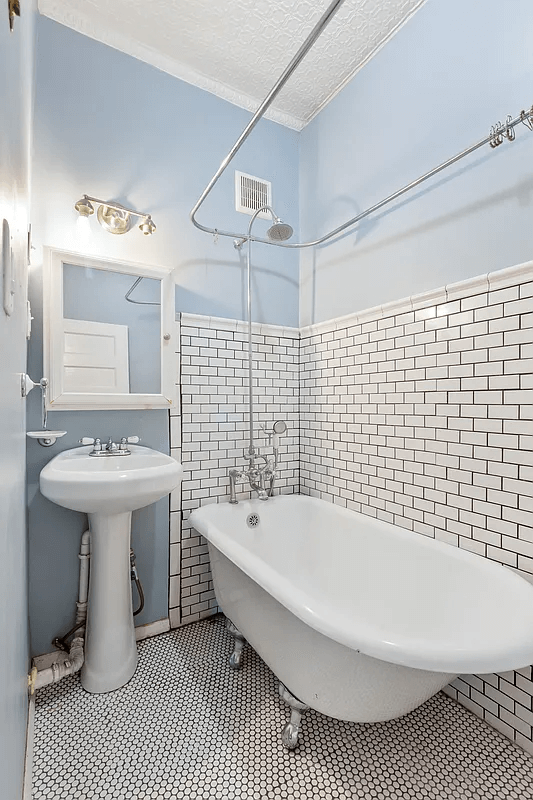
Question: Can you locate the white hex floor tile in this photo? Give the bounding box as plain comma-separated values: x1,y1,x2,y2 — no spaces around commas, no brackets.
32,616,533,799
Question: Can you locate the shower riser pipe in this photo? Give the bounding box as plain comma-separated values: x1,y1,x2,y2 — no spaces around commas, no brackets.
242,206,293,464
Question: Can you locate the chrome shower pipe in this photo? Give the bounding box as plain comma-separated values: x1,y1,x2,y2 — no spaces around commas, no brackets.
242,205,281,459
247,231,254,457
190,0,347,238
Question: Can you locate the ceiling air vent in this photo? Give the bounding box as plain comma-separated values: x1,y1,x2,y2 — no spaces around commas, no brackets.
235,171,272,219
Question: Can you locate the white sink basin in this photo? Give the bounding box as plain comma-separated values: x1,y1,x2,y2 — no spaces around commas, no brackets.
40,444,183,514
39,443,183,694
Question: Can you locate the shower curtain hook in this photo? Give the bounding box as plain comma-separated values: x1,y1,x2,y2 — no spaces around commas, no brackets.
520,108,533,132
489,122,504,148
504,115,515,141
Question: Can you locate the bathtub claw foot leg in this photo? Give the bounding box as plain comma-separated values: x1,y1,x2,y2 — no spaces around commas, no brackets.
279,683,308,750
281,716,301,750
226,619,246,670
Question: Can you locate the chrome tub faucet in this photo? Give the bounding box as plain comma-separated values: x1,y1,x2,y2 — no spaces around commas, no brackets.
229,421,287,504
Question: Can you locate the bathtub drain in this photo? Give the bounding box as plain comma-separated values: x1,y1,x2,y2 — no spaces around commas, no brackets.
246,513,260,529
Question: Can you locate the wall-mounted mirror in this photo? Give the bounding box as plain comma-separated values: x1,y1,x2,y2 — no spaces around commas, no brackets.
43,248,175,410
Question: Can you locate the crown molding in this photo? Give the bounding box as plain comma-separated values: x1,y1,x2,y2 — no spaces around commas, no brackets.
302,0,427,127
37,3,306,130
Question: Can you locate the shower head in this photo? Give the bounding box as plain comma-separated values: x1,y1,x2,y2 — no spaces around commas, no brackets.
266,218,293,242
244,205,294,243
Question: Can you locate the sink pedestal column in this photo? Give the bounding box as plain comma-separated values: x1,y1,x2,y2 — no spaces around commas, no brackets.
81,511,138,693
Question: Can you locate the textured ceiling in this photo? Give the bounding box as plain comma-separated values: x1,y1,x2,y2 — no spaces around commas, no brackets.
38,0,426,130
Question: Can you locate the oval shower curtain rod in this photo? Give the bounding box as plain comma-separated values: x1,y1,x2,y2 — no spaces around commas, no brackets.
190,0,533,250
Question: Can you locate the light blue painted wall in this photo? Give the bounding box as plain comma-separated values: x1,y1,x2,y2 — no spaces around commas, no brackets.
28,16,299,656
299,0,533,325
0,2,36,798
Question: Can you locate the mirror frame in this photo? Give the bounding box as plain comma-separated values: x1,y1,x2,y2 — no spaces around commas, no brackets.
43,247,176,411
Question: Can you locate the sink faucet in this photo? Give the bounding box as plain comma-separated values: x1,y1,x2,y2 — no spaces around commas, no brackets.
229,421,286,504
79,436,140,457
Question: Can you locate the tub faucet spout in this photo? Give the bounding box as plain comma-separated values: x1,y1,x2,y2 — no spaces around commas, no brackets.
228,454,269,504
229,468,244,504
256,485,269,501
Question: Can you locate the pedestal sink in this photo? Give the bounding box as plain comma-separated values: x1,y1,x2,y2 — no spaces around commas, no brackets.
40,445,183,693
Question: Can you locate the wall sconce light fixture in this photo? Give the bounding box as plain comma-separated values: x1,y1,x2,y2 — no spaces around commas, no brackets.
74,195,157,236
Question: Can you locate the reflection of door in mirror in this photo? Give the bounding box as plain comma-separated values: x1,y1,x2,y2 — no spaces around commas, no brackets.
63,318,130,393
62,265,161,395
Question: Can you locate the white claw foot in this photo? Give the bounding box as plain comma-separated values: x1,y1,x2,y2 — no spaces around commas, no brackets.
279,682,308,750
226,618,246,670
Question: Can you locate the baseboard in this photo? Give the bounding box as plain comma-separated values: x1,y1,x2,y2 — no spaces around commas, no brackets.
135,617,170,641
23,692,35,800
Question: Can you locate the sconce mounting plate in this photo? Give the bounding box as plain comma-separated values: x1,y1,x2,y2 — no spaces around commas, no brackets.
97,203,133,235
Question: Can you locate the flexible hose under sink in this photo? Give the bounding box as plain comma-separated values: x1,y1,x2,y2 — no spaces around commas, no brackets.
130,549,145,617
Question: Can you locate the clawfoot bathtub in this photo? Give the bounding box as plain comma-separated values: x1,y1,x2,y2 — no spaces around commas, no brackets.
190,495,533,747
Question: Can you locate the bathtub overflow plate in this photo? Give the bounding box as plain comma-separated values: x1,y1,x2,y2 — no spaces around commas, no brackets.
246,513,260,529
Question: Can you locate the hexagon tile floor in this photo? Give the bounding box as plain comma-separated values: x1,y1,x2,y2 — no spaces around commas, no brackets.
32,616,533,800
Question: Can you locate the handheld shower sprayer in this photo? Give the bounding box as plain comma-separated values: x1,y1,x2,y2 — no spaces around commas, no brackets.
262,419,288,449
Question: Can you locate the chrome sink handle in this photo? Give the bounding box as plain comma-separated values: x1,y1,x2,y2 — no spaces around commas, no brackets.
79,437,103,454
118,436,140,452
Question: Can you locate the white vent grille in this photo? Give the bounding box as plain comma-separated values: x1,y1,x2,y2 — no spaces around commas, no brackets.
235,171,272,219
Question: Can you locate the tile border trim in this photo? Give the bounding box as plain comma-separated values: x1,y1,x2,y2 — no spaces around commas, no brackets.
300,259,533,339
179,260,533,343
179,312,300,340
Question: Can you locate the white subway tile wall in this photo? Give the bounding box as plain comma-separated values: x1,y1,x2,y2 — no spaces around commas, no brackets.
170,314,299,628
299,264,533,757
169,262,533,756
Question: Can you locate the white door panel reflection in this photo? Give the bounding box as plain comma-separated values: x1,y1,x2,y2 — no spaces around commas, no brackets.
63,319,130,394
